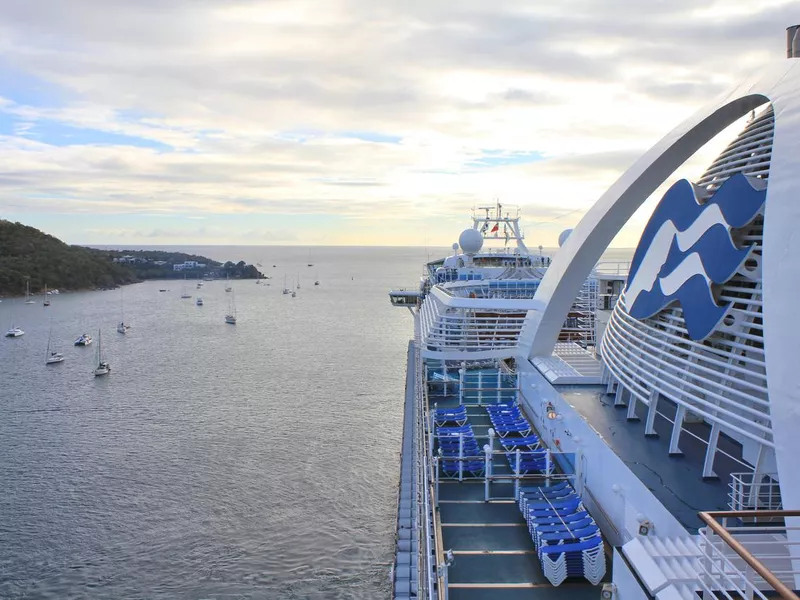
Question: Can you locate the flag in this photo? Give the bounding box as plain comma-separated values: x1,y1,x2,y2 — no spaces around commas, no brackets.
481,221,489,234
490,223,499,234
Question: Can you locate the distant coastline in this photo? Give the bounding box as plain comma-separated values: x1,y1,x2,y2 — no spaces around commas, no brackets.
0,220,264,297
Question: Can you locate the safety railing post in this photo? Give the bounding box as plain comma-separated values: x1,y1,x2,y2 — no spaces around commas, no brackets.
458,433,464,482
514,448,521,500
545,449,552,487
484,444,492,502
434,455,440,507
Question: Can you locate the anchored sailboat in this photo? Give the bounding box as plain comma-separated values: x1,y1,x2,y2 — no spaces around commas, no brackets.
93,329,110,376
181,274,191,299
225,290,237,324
117,287,131,334
45,324,65,364
24,278,35,304
43,284,51,307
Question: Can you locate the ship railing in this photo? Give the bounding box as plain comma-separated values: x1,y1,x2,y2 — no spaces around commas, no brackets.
698,510,800,600
415,329,439,600
593,261,631,277
729,472,782,513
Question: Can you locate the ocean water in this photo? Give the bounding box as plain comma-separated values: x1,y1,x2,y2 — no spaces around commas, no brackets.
0,244,633,599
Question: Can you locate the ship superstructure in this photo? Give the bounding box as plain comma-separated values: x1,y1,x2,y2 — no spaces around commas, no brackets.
390,27,800,600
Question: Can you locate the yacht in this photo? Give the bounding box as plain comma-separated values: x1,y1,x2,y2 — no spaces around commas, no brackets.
388,29,800,600
225,290,237,324
74,333,92,346
43,284,51,307
24,278,35,304
93,330,110,376
5,326,24,338
196,297,203,306
45,325,64,364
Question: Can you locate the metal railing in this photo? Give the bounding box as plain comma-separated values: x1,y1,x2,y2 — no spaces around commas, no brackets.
414,335,438,600
729,472,782,512
698,510,800,600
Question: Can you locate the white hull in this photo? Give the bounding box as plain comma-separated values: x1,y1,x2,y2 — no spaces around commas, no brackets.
5,328,24,337
46,353,65,364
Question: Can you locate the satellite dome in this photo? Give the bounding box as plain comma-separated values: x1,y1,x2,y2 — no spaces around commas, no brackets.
459,228,484,255
558,229,573,248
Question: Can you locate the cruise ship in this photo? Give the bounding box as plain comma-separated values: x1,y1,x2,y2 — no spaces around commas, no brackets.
388,27,800,600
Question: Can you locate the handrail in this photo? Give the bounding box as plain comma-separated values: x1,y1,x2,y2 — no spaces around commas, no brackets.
432,489,446,600
699,510,800,600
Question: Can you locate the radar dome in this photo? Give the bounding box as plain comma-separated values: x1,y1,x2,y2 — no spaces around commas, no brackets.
558,229,573,248
459,228,484,255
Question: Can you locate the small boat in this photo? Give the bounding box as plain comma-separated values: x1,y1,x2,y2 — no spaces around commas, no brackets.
46,351,65,364
225,291,237,324
43,284,51,306
74,333,93,346
5,326,24,338
93,330,110,376
159,289,167,292
282,274,291,295
24,278,35,304
291,291,297,298
117,288,130,333
225,274,232,292
315,280,320,286
180,275,191,298
196,297,203,306
45,324,64,364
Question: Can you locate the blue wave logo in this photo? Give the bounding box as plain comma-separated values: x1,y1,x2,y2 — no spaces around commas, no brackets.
625,173,765,340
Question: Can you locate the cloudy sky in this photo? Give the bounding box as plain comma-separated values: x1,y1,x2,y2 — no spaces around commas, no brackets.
0,0,795,247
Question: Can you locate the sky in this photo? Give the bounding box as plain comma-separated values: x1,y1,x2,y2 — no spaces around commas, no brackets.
0,0,796,247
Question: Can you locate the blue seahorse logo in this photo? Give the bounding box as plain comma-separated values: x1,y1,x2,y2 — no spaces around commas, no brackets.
625,173,766,341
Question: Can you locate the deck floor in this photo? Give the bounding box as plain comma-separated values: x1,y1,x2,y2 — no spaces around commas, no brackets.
431,399,605,599
557,385,740,531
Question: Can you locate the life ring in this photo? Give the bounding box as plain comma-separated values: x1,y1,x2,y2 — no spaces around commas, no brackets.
469,292,476,299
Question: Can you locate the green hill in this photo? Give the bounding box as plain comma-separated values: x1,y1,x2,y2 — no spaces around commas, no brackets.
0,220,137,296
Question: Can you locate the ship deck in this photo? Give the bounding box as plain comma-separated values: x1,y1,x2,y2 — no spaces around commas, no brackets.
556,385,741,532
433,396,608,599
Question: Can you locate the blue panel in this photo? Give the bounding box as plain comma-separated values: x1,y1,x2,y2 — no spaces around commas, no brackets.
625,173,766,340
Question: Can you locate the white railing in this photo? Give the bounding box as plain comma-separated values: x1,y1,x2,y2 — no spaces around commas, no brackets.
697,511,800,600
729,472,782,512
420,293,530,354
593,261,632,277
414,328,438,600
602,292,772,446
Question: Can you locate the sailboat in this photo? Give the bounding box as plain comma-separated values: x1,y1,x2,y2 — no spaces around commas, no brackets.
43,284,51,306
93,329,110,376
225,274,232,293
181,275,192,299
282,275,291,295
45,324,65,364
24,278,35,304
74,333,93,346
225,290,237,324
314,270,320,286
117,287,130,334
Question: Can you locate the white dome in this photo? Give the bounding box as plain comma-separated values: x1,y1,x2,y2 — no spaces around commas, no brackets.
558,229,573,248
459,228,484,255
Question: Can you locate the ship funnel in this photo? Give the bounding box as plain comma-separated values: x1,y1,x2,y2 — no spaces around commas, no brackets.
787,25,800,58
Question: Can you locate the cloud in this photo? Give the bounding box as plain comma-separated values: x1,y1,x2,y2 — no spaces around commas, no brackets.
0,0,793,245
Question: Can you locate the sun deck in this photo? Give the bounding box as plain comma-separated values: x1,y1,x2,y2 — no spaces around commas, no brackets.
556,385,742,532
430,395,609,599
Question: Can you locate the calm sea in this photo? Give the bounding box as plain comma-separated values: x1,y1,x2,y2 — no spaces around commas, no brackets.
0,244,633,600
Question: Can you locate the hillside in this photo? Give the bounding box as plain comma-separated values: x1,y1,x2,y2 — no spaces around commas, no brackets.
0,220,266,296
0,220,137,296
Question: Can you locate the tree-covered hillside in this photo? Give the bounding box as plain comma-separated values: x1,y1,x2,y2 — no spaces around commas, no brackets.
0,220,136,296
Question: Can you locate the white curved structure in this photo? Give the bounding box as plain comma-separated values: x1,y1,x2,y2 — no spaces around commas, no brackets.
525,59,800,510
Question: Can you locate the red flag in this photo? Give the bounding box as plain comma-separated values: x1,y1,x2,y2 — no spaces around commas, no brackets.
490,223,499,233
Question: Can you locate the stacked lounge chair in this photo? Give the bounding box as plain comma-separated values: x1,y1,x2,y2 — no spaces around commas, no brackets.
486,403,551,475
434,405,484,477
517,481,606,586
